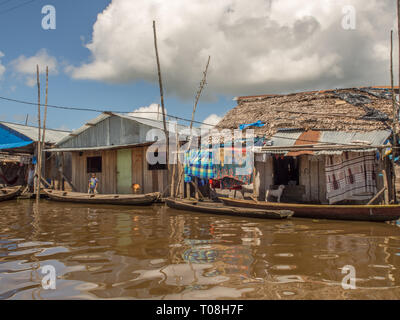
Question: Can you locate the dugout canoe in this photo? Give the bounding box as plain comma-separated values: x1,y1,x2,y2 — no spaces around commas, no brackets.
165,198,293,219
0,186,23,202
219,197,400,222
43,189,160,205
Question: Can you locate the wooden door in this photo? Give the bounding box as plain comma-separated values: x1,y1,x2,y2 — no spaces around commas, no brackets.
132,148,144,193
117,149,132,194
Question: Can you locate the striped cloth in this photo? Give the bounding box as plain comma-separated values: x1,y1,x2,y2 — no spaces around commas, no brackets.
184,149,215,182
325,151,377,204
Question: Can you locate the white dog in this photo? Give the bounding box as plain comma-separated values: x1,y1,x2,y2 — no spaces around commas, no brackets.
266,185,285,202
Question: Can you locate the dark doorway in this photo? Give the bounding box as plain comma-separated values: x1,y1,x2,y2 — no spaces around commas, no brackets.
273,156,299,185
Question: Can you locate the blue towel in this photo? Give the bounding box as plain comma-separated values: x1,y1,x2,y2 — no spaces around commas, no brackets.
239,120,265,130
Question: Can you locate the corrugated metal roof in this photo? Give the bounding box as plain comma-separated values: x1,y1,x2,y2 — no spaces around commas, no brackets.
56,112,195,150
263,131,302,153
260,130,391,155
0,121,70,144
315,130,391,155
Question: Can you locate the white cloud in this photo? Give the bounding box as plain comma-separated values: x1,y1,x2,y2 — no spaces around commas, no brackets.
201,114,222,129
0,51,5,79
128,103,166,121
10,49,58,87
68,0,397,98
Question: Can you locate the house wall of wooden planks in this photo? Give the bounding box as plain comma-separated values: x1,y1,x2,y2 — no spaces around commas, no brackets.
70,145,168,194
255,153,385,204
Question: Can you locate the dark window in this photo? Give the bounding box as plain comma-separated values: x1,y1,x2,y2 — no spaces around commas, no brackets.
87,156,102,173
147,151,167,171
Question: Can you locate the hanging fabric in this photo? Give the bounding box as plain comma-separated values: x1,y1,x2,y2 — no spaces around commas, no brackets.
325,151,377,204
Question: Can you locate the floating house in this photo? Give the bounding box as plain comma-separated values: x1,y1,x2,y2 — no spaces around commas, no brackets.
48,112,190,195
215,87,398,204
0,121,70,187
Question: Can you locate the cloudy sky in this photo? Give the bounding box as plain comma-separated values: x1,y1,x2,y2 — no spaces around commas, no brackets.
0,0,398,131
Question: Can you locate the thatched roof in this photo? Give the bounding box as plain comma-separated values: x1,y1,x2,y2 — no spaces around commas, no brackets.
216,87,398,138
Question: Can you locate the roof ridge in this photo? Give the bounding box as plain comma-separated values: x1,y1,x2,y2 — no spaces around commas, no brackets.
0,120,71,133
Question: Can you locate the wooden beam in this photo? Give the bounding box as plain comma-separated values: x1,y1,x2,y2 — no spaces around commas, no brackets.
190,180,204,200
40,176,51,188
367,187,386,205
382,169,390,204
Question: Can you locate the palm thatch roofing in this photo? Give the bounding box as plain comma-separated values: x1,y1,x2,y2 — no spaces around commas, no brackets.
216,87,398,138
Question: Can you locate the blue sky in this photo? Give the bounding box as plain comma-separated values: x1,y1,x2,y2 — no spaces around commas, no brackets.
0,0,235,131
0,0,396,131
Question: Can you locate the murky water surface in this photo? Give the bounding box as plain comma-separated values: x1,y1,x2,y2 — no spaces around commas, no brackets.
1,200,400,299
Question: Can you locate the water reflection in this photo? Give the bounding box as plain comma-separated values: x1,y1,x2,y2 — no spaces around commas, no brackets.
0,200,400,299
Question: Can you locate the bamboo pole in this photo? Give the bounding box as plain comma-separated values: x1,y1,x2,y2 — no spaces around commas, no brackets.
367,187,386,205
391,30,398,203
36,65,41,201
186,56,211,199
170,122,178,198
382,169,390,204
152,20,170,196
190,56,211,137
398,0,400,100
41,66,49,188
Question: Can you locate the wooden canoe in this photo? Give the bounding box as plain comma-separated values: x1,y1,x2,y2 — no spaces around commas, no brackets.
43,189,160,205
219,197,400,222
0,186,23,202
165,198,293,219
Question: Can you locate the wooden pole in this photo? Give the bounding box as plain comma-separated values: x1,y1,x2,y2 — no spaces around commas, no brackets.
36,65,41,201
367,187,386,205
398,0,400,99
186,56,211,199
391,30,398,203
41,66,49,187
61,152,65,191
382,169,390,204
190,56,211,136
170,122,178,198
152,20,170,196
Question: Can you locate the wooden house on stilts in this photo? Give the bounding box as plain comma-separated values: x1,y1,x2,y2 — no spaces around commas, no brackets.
47,112,189,195
0,121,71,188
215,87,399,205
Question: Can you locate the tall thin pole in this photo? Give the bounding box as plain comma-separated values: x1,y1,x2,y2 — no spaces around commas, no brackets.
153,20,170,196
391,31,397,203
189,56,211,136
186,56,211,198
41,66,48,188
36,65,41,201
397,0,400,98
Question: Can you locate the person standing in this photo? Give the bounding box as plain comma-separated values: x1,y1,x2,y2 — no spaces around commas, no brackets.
88,173,99,194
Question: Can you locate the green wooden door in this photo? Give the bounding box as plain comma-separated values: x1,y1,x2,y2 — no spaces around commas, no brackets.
117,149,132,194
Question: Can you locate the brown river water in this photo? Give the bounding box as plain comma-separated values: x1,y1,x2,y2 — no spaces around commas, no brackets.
1,199,400,300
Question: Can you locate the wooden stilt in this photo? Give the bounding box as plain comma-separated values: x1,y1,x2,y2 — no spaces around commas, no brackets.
171,123,178,198
382,169,390,204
